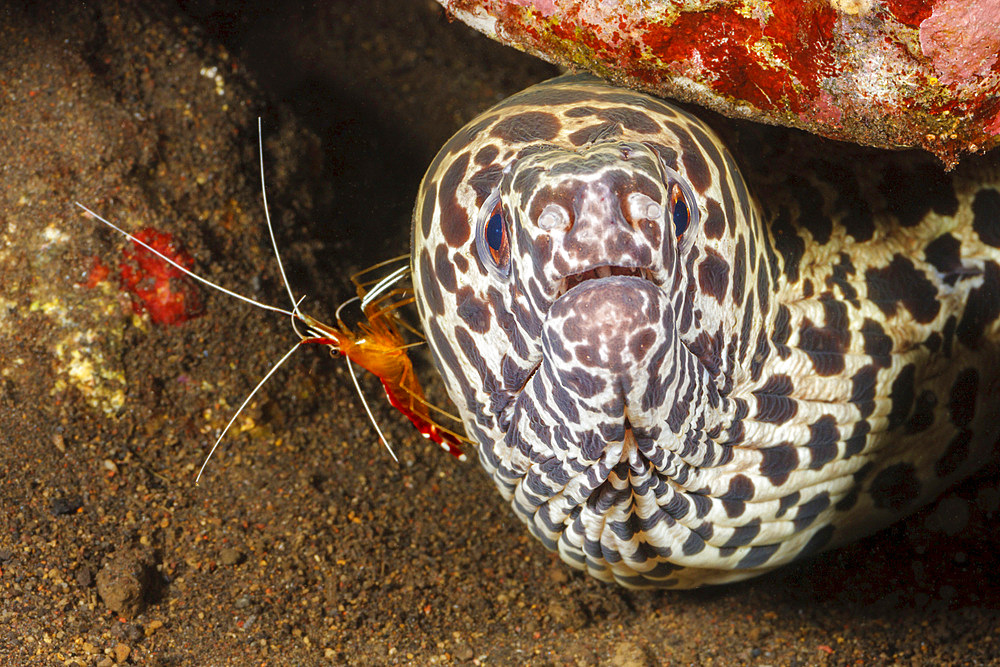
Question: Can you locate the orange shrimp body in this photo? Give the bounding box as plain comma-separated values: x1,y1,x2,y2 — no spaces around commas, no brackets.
298,308,466,459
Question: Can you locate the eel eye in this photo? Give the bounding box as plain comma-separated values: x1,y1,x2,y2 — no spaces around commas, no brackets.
486,204,507,262
670,183,690,237
657,161,700,246
476,190,511,277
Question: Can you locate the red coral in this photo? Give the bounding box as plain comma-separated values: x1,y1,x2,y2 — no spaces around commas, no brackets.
118,228,203,325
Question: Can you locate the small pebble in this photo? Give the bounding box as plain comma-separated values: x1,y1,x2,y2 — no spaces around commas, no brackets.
75,566,93,588
548,564,569,584
612,643,649,667
453,640,474,662
50,496,83,516
144,620,163,637
114,643,130,663
220,547,244,566
112,622,143,643
96,550,152,618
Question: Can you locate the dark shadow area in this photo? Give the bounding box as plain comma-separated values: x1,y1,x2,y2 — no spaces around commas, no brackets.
177,0,558,294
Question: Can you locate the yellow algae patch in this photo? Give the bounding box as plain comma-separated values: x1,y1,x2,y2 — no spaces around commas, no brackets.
52,329,127,415
22,288,129,417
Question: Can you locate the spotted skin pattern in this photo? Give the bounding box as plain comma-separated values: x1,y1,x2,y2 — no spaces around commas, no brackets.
411,75,1000,588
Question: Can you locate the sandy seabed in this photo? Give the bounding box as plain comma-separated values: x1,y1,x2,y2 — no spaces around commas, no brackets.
1,1,998,665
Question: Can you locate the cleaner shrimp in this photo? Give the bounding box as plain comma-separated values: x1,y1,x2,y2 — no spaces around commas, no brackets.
76,119,469,483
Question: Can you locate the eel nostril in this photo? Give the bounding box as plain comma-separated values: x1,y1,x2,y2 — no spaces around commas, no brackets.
538,203,570,230
626,192,662,225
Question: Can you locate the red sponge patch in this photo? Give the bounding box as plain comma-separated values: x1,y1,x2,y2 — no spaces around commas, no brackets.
84,257,111,288
118,228,203,325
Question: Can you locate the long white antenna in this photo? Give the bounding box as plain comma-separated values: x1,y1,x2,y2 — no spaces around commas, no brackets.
255,119,399,463
257,118,300,316
196,340,303,484
346,358,398,463
195,293,311,482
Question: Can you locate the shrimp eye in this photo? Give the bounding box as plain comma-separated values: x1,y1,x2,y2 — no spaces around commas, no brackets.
670,184,689,237
476,191,511,277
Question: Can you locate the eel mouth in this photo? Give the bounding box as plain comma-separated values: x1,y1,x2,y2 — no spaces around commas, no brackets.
559,265,651,298
498,267,655,416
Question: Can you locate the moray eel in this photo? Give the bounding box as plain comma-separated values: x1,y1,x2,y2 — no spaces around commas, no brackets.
411,74,1000,588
